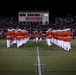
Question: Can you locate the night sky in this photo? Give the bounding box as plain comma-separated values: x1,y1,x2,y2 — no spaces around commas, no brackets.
0,0,76,18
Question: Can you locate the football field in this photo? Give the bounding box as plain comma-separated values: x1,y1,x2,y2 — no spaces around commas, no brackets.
0,39,76,75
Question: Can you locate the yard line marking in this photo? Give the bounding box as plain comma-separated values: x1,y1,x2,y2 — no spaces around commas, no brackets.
48,50,50,52
33,64,46,65
4,50,6,52
26,50,28,52
36,42,43,75
15,50,17,52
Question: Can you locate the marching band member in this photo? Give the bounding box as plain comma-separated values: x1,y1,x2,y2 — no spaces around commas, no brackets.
11,28,16,45
15,29,22,48
45,28,53,46
33,30,39,43
39,31,42,41
64,28,73,51
6,29,12,48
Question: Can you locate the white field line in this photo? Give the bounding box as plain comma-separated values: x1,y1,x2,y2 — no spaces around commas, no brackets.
36,45,43,75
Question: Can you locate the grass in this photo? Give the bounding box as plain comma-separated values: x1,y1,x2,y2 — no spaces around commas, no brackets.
39,40,76,75
0,39,76,75
0,39,36,75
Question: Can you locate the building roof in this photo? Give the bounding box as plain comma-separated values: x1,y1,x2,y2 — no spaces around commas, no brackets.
18,10,49,13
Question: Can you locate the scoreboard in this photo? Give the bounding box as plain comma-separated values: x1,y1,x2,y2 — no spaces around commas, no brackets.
18,11,49,25
25,17,42,20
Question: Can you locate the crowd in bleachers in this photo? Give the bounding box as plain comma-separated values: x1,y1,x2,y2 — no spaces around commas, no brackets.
0,17,18,38
54,17,76,39
0,16,76,39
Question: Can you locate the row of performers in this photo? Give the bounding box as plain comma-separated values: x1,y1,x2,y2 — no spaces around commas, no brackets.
45,28,72,51
6,28,72,51
6,29,43,48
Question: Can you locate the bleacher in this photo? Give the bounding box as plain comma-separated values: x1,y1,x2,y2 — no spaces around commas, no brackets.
0,16,76,39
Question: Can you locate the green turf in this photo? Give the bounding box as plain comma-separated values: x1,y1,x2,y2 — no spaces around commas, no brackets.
0,39,76,75
38,40,76,75
0,39,36,75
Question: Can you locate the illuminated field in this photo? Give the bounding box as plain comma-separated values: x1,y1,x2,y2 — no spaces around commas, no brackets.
0,39,76,75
